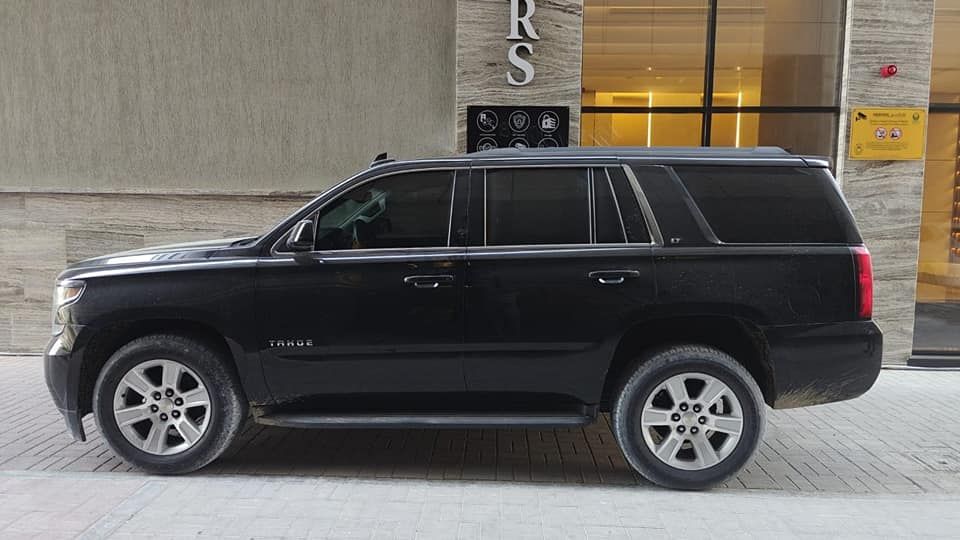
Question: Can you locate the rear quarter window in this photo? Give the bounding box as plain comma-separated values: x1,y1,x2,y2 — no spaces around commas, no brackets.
673,166,862,244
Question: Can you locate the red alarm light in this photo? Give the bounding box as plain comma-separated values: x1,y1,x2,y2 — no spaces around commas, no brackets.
880,64,898,78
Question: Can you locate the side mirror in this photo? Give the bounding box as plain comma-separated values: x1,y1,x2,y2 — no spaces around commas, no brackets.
285,219,315,252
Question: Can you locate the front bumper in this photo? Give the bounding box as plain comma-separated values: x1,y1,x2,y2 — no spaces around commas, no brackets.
764,320,883,409
44,332,87,441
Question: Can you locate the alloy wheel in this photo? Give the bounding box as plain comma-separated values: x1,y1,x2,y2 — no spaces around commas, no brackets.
638,372,744,471
112,359,212,456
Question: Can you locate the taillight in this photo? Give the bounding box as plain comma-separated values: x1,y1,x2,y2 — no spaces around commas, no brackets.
852,246,873,319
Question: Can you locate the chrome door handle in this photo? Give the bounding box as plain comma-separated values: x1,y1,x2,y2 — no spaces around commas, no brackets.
403,274,455,289
588,270,641,285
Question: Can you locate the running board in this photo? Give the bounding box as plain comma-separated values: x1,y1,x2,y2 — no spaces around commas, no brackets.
255,412,595,429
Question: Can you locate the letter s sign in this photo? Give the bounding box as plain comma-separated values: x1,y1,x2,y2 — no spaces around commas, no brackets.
507,43,535,86
506,0,539,87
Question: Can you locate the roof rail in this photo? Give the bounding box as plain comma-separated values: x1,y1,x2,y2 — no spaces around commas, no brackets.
370,152,395,167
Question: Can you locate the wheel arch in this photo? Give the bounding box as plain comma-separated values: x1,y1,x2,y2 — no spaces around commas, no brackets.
601,315,774,409
77,318,245,416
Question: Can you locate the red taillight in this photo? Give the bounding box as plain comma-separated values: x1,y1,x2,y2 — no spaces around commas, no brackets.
852,246,873,319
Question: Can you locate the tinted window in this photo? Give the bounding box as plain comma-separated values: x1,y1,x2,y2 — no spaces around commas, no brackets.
629,164,706,245
674,166,862,244
607,167,651,243
314,171,453,250
486,168,589,245
593,169,627,244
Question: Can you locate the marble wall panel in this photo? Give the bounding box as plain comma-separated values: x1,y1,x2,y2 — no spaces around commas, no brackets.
456,0,584,151
837,0,936,364
0,192,311,353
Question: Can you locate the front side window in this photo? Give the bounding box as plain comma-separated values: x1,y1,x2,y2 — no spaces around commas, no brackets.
313,171,454,250
486,168,591,246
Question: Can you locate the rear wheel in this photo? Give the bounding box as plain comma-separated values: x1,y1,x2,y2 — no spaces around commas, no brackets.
612,345,765,490
93,334,246,474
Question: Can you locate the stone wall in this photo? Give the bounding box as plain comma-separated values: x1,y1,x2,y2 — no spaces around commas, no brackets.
0,191,311,353
836,0,937,363
0,0,457,192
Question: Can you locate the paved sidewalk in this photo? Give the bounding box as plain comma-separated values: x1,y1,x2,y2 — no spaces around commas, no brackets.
1,356,959,538
3,357,958,494
1,470,958,539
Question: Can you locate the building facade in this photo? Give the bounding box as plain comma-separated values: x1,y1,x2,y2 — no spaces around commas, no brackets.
0,0,957,365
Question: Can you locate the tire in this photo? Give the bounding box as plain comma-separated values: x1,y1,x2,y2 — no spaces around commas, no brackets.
93,334,247,474
611,344,765,490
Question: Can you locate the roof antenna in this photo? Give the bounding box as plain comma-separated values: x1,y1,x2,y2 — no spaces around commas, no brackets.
370,152,394,167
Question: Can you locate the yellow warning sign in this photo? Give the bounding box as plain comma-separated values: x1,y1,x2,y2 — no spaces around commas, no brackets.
849,108,926,160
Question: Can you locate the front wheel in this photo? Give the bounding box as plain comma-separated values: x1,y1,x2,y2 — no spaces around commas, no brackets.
612,345,766,490
93,334,247,474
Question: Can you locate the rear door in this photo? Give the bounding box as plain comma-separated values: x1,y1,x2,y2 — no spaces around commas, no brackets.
462,164,657,405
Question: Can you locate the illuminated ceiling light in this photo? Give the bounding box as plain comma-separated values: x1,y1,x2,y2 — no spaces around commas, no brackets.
647,92,653,148
735,91,743,148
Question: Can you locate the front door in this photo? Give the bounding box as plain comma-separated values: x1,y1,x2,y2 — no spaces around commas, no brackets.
256,169,468,401
463,166,657,405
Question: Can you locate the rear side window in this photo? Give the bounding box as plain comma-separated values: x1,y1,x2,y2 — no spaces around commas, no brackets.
593,169,627,244
673,166,861,244
607,167,651,243
486,168,589,245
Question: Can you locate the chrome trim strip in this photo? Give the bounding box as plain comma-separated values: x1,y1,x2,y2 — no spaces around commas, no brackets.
603,168,629,243
446,172,457,247
466,244,652,260
68,259,258,280
483,169,488,246
620,164,664,247
266,248,466,265
587,168,595,243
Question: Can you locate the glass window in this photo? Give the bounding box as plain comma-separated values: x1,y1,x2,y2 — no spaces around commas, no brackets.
931,0,960,103
710,112,837,156
913,112,960,354
674,166,861,244
914,0,960,356
486,168,590,245
713,0,844,107
594,170,627,243
580,0,845,157
582,0,710,107
314,171,453,250
582,112,703,147
608,167,652,243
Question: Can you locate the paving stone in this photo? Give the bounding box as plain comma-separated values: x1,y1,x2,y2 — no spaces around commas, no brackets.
3,356,960,504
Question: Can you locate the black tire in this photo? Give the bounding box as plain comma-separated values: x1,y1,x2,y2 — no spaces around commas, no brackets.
612,344,765,490
93,334,247,474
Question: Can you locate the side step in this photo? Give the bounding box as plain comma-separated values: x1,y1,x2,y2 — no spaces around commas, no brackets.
255,412,595,429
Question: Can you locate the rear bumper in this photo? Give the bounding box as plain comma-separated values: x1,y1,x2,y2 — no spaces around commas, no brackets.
764,320,882,409
44,333,87,441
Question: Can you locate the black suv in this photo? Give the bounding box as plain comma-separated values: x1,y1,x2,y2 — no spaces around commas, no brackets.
45,147,881,489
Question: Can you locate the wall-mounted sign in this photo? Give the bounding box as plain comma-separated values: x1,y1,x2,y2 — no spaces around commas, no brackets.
849,108,927,160
467,106,569,153
506,0,539,86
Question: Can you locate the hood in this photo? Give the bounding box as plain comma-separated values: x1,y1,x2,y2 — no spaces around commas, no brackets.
59,236,258,277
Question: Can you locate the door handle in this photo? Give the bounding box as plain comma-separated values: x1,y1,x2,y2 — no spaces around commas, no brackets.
403,274,455,289
588,270,641,285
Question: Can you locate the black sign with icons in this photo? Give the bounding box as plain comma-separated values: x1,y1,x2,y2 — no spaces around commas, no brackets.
467,106,569,153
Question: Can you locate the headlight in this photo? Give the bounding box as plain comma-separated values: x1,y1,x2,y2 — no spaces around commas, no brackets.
52,280,85,335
